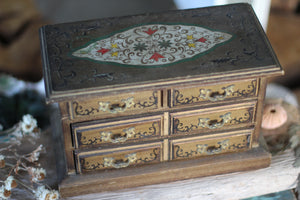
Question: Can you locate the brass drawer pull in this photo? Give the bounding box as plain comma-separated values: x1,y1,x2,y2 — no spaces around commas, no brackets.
196,139,229,155
199,85,234,101
100,127,135,143
103,153,137,169
198,112,231,129
98,97,134,113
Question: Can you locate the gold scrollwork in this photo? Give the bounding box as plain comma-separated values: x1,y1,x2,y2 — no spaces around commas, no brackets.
103,153,137,169
198,112,232,129
100,127,135,143
196,139,229,155
199,85,235,101
98,97,135,113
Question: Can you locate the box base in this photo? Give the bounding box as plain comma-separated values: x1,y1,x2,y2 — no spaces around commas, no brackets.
59,147,271,198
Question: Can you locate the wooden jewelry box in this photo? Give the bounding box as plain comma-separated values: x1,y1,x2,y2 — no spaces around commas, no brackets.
40,3,283,197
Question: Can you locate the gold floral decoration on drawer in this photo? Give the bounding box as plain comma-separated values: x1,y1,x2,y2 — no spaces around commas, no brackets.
103,153,137,169
199,85,234,101
173,80,257,106
198,112,232,129
79,148,161,172
173,134,250,159
98,97,134,113
196,139,229,154
76,121,160,147
72,91,158,117
100,127,135,143
173,107,254,134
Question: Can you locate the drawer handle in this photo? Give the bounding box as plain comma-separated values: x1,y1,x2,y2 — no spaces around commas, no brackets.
198,112,231,129
199,85,234,101
100,127,135,143
103,153,137,169
196,139,229,155
98,97,134,113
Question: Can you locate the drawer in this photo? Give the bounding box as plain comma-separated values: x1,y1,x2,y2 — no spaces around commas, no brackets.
171,79,258,107
70,90,161,119
170,129,252,160
75,142,163,173
171,102,256,135
72,115,163,148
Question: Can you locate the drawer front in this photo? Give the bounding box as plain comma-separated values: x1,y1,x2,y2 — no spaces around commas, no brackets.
72,116,163,148
172,102,256,135
170,130,252,160
71,90,161,119
171,79,258,107
76,143,162,173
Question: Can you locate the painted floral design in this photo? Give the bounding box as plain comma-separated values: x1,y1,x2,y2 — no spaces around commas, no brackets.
72,24,232,67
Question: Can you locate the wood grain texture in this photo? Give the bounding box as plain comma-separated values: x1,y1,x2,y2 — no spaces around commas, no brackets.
65,149,298,200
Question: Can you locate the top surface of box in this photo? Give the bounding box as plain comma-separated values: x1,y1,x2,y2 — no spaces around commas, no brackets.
40,3,283,103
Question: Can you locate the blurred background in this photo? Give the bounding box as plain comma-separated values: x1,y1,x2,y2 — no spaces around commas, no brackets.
0,0,299,82
0,0,299,84
0,0,299,124
0,1,299,199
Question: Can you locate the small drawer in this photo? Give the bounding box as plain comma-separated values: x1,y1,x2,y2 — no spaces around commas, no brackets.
171,79,258,107
170,129,252,160
72,115,163,148
171,101,256,135
70,90,161,119
75,142,163,173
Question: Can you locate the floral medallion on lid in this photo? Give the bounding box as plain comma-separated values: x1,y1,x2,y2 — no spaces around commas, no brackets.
72,24,233,67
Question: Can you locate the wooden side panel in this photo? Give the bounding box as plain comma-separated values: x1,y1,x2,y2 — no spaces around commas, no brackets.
171,79,258,107
60,119,75,174
252,77,268,147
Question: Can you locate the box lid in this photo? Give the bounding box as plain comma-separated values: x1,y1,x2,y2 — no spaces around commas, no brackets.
40,3,283,103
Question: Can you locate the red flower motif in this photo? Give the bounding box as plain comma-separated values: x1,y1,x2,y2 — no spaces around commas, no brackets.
150,52,164,62
198,37,207,43
143,28,158,35
97,48,110,55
